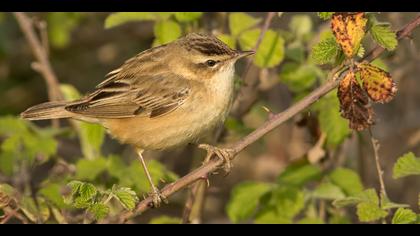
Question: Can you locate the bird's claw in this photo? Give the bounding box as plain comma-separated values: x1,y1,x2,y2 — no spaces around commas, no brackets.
199,144,235,174
149,187,168,208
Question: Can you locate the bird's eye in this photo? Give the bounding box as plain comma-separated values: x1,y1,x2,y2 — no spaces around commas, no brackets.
205,60,217,67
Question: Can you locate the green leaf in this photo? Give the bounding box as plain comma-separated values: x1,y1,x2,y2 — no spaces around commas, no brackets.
67,180,84,195
285,43,305,63
392,208,417,224
257,186,305,222
357,201,388,222
229,13,261,37
88,203,110,220
0,116,28,136
47,13,83,48
357,45,365,58
370,24,398,51
79,183,97,202
311,36,340,65
393,152,420,179
78,123,105,160
153,20,182,46
316,93,351,148
277,162,322,187
217,34,236,49
72,196,91,209
312,182,346,200
39,183,66,208
149,216,182,224
60,84,81,101
0,151,14,176
75,157,108,181
113,186,139,210
318,12,335,20
289,14,312,39
356,189,387,222
239,29,285,68
279,63,319,93
174,12,202,22
22,131,58,161
329,167,363,196
226,181,271,223
105,12,172,29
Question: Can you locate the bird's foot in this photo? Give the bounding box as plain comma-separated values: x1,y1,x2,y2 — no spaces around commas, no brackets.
198,144,235,174
148,187,168,208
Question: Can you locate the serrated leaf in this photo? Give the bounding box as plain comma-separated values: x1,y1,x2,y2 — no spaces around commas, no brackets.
318,12,335,20
229,13,261,37
72,196,91,209
393,152,420,179
312,182,346,200
105,12,172,29
226,181,271,223
311,36,340,65
174,12,202,22
79,183,97,201
88,203,109,220
239,29,285,68
370,24,398,50
289,14,312,39
316,93,351,147
357,201,388,222
358,62,397,104
75,157,108,181
331,12,367,58
279,63,319,93
149,216,182,224
277,162,322,187
392,208,417,224
329,167,363,196
113,187,139,210
153,20,181,46
67,180,84,195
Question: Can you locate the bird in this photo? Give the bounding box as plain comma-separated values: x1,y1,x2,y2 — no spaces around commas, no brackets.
20,33,255,207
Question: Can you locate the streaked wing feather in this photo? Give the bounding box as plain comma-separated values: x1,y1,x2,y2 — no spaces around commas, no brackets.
65,72,191,119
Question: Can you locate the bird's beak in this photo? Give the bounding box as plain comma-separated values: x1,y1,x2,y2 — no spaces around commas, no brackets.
235,50,255,60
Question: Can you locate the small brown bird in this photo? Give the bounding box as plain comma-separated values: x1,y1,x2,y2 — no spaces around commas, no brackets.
21,33,254,206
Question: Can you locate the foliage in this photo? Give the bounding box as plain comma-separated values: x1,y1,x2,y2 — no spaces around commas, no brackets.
1,12,417,224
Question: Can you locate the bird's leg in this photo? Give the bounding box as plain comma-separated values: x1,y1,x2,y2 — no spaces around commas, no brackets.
136,149,167,208
198,144,235,174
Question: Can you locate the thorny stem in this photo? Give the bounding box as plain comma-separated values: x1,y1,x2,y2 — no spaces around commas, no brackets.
368,129,388,201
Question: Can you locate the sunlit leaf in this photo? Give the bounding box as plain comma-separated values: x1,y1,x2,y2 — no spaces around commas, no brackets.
318,12,335,20
392,152,420,179
75,157,108,181
289,14,312,39
392,208,417,224
153,20,182,46
370,23,398,50
88,203,109,220
174,12,203,22
277,162,322,187
312,182,346,200
113,186,139,210
39,183,66,208
217,34,236,49
229,13,261,37
105,12,172,29
311,36,340,65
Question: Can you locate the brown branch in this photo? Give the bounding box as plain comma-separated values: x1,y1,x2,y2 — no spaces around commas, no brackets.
119,13,420,222
14,12,63,101
181,12,278,224
368,129,388,201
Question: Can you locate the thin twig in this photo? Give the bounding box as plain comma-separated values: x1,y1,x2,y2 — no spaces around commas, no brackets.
14,12,63,102
181,12,278,224
368,129,388,201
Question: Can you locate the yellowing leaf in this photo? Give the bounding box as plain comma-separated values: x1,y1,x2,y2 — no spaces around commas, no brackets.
331,12,367,58
358,62,397,103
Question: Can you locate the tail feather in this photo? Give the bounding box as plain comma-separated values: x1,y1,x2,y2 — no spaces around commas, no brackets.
21,101,73,120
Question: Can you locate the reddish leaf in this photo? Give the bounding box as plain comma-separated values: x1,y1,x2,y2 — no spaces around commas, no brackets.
358,62,397,103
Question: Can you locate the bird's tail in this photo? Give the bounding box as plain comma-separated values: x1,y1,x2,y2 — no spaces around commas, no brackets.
20,101,73,120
